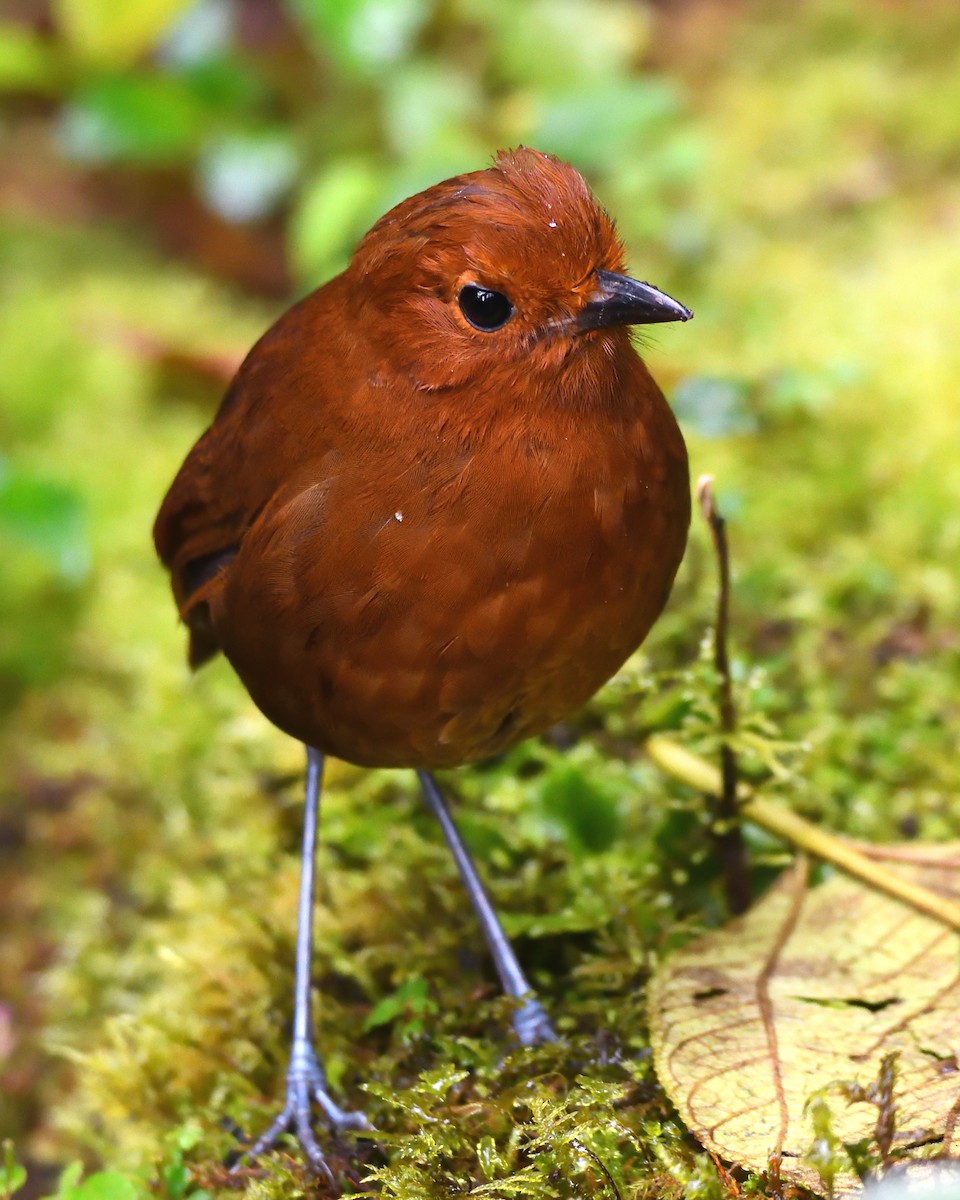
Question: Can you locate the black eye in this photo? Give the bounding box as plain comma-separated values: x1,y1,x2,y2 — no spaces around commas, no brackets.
458,284,513,332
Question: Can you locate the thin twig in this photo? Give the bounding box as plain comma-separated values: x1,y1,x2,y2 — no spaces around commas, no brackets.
644,735,960,930
697,475,751,915
847,842,960,869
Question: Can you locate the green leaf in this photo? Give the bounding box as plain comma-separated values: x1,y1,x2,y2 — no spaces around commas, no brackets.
538,761,621,853
0,23,61,92
54,0,195,67
289,157,384,285
533,80,681,170
55,1163,84,1196
161,1160,187,1200
172,1122,203,1152
0,463,89,583
287,0,429,74
1,1142,27,1200
475,1135,507,1181
380,61,479,157
174,56,265,112
58,73,206,164
466,0,650,90
70,1172,142,1200
363,975,434,1033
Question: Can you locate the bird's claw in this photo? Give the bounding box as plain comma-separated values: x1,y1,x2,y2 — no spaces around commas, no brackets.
513,996,557,1047
230,1046,372,1184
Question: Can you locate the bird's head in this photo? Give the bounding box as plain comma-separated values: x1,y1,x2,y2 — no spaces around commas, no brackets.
348,147,691,397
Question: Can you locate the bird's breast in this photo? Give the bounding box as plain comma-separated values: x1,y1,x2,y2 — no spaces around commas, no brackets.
215,403,689,768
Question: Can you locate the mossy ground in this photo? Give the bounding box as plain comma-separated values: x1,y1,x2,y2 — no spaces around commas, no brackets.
3,2,960,1197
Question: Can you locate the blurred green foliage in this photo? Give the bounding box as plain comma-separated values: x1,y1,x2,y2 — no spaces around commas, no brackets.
1,0,700,285
2,0,960,1197
0,460,89,696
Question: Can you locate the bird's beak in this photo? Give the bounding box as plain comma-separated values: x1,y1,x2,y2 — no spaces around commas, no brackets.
576,269,693,332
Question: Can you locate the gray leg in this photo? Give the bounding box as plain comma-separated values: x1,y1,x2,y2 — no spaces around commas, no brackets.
417,771,556,1046
232,746,370,1180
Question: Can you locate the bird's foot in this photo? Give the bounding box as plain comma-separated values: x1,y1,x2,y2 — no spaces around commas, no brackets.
230,1043,372,1185
513,995,557,1047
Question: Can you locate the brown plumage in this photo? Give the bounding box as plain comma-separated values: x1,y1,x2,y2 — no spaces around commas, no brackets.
154,147,691,769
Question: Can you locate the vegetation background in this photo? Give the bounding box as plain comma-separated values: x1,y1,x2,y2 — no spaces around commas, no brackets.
2,0,959,1196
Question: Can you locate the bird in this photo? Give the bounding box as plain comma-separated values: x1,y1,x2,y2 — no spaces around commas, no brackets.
154,146,692,1182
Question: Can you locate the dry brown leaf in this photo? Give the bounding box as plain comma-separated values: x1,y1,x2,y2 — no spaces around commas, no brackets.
648,851,960,1196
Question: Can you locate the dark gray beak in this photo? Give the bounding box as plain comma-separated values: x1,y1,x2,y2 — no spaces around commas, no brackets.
577,269,693,331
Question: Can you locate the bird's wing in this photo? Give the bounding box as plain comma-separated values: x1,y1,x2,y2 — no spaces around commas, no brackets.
155,399,259,665
153,296,328,667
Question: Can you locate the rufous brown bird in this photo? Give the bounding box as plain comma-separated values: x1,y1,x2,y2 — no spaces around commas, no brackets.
154,147,692,1181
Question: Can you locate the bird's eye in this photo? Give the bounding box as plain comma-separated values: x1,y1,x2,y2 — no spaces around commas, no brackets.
458,284,513,332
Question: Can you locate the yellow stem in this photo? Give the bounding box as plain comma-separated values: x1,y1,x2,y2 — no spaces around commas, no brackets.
644,734,960,931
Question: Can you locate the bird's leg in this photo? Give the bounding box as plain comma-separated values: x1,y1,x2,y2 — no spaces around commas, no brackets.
232,746,370,1181
417,771,556,1046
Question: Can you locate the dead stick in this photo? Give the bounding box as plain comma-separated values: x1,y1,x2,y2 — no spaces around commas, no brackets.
849,843,960,868
645,734,960,930
697,475,751,915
